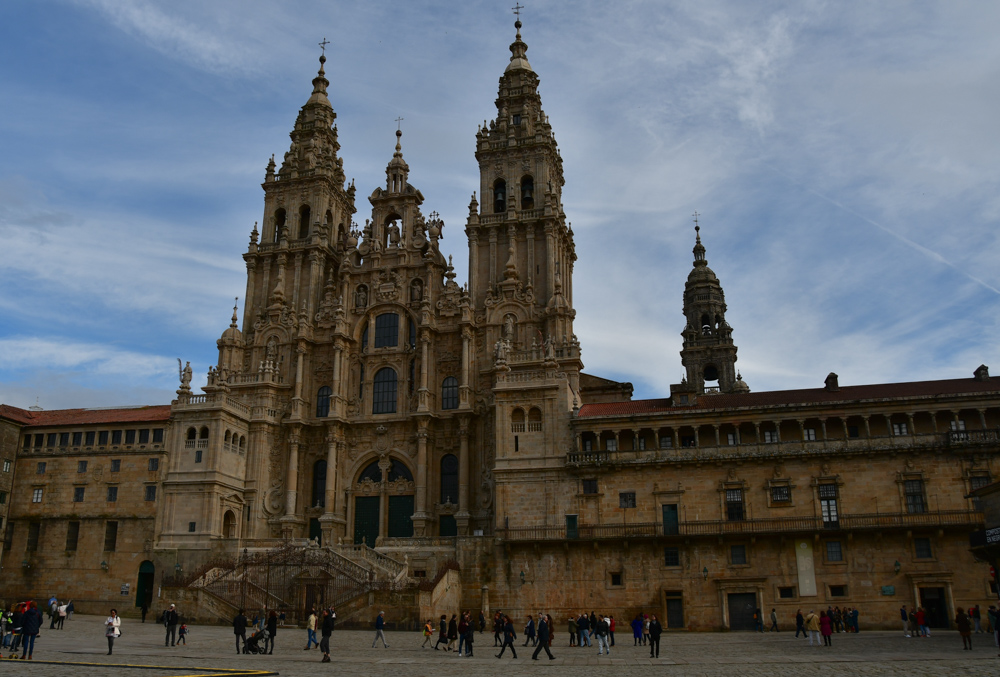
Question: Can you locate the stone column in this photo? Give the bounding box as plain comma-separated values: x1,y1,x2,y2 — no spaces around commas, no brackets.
978,409,987,430
282,430,301,537
292,252,303,310
457,417,471,535
243,259,256,333
412,421,430,536
307,251,322,315
418,329,430,412
862,415,871,438
320,429,339,543
906,413,915,437
460,327,471,408
713,425,721,446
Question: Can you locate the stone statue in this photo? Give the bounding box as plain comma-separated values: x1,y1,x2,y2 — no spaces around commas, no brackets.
543,334,555,360
494,338,509,364
504,314,515,341
387,220,401,247
410,279,423,303
355,285,368,309
178,359,193,390
265,337,277,361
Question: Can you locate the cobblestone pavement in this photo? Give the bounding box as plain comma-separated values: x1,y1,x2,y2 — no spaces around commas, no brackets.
1,615,998,676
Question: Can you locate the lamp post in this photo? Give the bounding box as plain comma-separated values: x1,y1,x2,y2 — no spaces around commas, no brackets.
894,560,902,576
520,570,525,585
101,560,109,571
703,566,709,581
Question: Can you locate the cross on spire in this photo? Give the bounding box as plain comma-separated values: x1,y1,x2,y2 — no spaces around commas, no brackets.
512,3,524,18
318,37,330,55
395,116,404,131
692,210,700,230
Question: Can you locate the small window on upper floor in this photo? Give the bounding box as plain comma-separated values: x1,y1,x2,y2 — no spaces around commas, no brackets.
582,438,593,452
847,425,859,438
372,367,397,414
274,208,286,242
512,114,521,126
59,432,70,446
85,431,95,446
36,462,46,474
112,430,122,445
73,487,85,502
726,432,738,446
914,537,933,559
511,408,525,433
298,204,311,239
77,461,88,473
582,479,598,495
764,430,778,443
34,433,44,447
730,544,747,565
619,491,636,509
527,407,542,432
2,459,10,473
139,429,150,444
804,428,817,441
152,428,164,444
951,420,967,431
72,432,82,446
22,435,30,449
892,422,908,436
195,450,203,463
441,377,459,410
606,438,618,452
316,386,332,418
771,485,791,503
46,433,57,447
124,430,136,444
111,459,121,473
374,313,398,348
148,458,159,472
99,431,109,445
826,540,843,562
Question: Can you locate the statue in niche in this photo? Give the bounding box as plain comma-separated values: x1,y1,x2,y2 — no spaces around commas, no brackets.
494,338,509,364
410,279,423,303
387,220,401,247
503,314,515,341
265,337,278,361
355,285,368,309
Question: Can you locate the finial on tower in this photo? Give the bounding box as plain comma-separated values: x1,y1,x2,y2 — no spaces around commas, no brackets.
318,37,330,56
231,297,239,328
692,211,707,265
512,3,524,34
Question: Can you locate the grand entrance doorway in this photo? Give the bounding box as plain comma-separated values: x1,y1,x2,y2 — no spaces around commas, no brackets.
352,457,415,545
354,496,379,545
727,593,757,631
135,561,154,610
919,587,949,628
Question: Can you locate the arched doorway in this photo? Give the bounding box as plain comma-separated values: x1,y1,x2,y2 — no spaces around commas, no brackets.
135,561,154,610
353,458,415,544
223,510,236,538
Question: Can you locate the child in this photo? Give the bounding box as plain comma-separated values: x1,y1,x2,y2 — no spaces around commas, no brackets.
178,623,188,645
422,619,433,648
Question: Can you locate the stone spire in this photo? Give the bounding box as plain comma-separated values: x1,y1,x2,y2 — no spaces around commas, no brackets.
385,128,410,193
506,18,533,73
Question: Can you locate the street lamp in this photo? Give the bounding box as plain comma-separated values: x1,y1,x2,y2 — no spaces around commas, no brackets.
703,567,709,581
101,560,109,571
21,560,29,569
893,560,901,575
520,570,526,585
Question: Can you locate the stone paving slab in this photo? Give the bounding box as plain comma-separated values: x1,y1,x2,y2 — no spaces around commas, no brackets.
0,615,997,676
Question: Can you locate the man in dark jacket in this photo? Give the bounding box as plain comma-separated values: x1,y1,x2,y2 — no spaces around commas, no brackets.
531,613,555,660
233,608,248,654
795,609,805,638
372,610,388,648
320,609,334,662
164,604,179,647
20,601,43,660
496,614,517,659
595,616,611,656
577,612,591,647
648,614,663,658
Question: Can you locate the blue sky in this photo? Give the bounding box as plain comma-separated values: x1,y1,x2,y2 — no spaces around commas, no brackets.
1,1,999,410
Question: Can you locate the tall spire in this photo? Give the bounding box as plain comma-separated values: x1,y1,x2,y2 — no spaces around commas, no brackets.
692,212,707,265
308,51,331,105
507,13,532,73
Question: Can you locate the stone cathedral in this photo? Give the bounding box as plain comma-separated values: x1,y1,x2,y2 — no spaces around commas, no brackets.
2,20,998,631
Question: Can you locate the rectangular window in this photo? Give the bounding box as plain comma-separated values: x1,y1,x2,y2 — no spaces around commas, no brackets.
85,431,95,445
188,521,196,533
770,485,791,503
726,488,745,521
829,585,847,597
582,479,598,495
892,422,908,436
763,430,778,443
144,485,157,501
970,475,991,510
111,459,121,473
847,425,859,438
826,540,843,562
951,419,967,431
804,428,817,441
914,537,933,559
77,460,88,473
778,586,796,599
107,486,118,502
66,521,80,551
98,431,108,445
606,438,618,452
681,435,695,447
59,432,70,446
72,432,82,446
730,544,747,565
32,488,43,503
610,572,623,587
373,313,399,348
727,432,738,445
34,433,44,447
514,435,519,452
148,458,159,472
3,459,10,473
73,487,85,502
37,462,46,474
152,428,164,443
619,491,637,508
27,522,40,551
582,439,592,451
664,547,680,567
819,483,839,526
904,479,926,514
195,450,203,463
138,429,150,444
659,436,672,449
47,433,57,447
637,437,646,450
0,490,6,504
112,430,122,444
125,430,136,444
23,435,31,449
103,521,118,552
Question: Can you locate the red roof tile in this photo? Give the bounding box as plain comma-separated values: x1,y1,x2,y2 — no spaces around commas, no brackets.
577,377,999,419
0,404,172,428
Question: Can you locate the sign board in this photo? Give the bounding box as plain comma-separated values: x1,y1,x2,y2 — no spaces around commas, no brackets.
120,584,130,596
881,585,895,596
986,527,1000,545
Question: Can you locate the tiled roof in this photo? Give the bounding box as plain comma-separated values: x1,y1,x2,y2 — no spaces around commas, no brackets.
577,377,999,419
0,404,172,428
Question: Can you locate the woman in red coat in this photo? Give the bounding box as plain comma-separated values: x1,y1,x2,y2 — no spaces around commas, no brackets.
819,610,833,647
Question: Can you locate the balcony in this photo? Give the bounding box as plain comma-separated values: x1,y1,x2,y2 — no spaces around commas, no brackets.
496,510,984,542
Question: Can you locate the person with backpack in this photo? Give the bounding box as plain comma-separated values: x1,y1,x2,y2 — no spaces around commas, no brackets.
421,618,434,648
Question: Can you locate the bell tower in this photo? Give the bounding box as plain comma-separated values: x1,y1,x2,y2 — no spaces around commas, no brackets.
680,220,740,393
466,17,579,373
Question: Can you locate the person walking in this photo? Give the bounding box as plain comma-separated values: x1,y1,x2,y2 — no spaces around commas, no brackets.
819,610,832,647
233,609,248,654
754,607,764,633
265,610,278,654
305,610,318,650
457,613,469,656
648,613,662,658
140,602,148,624
631,613,643,645
972,605,982,634
493,611,503,647
178,623,188,645
56,602,67,629
577,612,591,647
642,613,650,644
795,609,805,638
66,600,75,621
463,612,476,656
566,615,576,646
769,608,778,632
105,609,121,655
524,615,536,647
804,609,820,646
446,613,458,652
900,604,910,637
532,613,555,660
422,618,434,648
609,615,616,646
164,603,179,647
595,615,611,656
20,601,42,660
956,607,972,650
916,607,929,637
372,610,389,648
479,611,486,634
434,614,448,650
496,614,517,659
320,609,334,662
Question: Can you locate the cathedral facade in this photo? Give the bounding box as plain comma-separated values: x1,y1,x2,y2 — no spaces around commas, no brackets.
1,21,998,630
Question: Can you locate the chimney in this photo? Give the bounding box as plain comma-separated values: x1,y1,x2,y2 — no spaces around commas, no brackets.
974,364,990,382
825,372,840,392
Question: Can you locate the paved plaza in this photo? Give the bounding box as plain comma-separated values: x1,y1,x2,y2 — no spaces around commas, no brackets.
1,614,998,676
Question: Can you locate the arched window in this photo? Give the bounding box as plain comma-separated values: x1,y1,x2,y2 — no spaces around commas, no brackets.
298,205,311,239
239,436,246,451
186,427,196,440
361,321,369,353
440,454,459,504
520,176,534,210
274,208,286,242
374,313,399,348
224,431,231,444
441,376,459,410
704,364,719,383
316,386,332,418
358,459,413,483
528,406,543,432
312,459,327,508
511,408,525,432
199,426,209,439
494,179,507,213
372,368,397,414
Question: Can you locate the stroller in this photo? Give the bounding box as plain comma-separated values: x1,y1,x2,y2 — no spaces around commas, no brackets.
244,627,269,654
